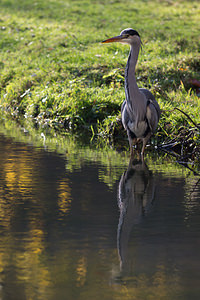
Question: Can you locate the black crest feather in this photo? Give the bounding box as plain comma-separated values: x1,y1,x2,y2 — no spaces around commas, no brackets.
121,28,140,37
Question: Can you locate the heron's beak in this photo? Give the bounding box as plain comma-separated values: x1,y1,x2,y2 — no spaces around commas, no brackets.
102,35,123,43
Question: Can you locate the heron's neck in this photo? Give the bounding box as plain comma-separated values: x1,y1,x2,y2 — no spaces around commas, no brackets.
125,42,141,111
125,42,140,91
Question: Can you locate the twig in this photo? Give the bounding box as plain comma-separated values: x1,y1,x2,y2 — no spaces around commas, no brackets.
173,107,200,130
163,107,200,131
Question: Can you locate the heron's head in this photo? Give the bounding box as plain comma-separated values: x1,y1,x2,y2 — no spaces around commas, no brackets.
102,28,140,45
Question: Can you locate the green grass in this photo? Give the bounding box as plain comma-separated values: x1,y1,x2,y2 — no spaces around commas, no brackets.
0,0,200,144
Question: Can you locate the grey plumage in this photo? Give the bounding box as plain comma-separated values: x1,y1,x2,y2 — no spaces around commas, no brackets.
102,28,161,157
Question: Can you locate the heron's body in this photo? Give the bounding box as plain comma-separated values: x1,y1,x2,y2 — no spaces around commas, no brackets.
102,28,161,157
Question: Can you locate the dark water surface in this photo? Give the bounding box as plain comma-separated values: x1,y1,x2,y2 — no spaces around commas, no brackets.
0,129,199,300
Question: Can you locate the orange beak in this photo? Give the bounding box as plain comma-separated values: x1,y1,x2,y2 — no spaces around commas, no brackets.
102,35,123,43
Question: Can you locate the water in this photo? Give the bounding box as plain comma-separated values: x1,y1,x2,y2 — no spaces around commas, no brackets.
0,126,199,300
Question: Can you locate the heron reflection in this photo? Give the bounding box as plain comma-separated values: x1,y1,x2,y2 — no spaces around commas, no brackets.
117,158,156,276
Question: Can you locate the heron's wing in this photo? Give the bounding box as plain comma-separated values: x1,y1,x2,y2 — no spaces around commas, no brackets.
140,88,160,117
139,88,161,132
146,102,160,132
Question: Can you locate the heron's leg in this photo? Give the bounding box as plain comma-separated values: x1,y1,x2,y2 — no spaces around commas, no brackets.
127,130,137,157
128,136,136,157
136,138,141,156
130,139,137,157
141,134,151,159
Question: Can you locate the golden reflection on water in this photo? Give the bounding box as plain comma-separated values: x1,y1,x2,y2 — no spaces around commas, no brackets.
57,178,72,215
0,138,70,299
15,227,51,299
4,161,16,191
76,256,87,287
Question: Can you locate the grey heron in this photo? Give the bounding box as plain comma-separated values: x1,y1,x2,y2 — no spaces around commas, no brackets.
102,28,161,157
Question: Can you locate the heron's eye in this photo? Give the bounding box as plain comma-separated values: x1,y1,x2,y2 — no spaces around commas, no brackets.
123,34,129,39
